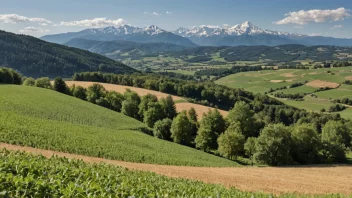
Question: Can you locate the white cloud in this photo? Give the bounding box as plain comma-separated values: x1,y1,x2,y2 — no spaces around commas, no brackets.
275,7,350,25
0,14,52,25
166,11,172,15
144,12,148,14
332,24,343,29
152,12,161,16
59,17,126,27
19,26,50,33
223,24,230,28
200,25,219,28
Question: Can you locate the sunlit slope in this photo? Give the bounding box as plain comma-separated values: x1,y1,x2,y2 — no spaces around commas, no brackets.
0,85,238,167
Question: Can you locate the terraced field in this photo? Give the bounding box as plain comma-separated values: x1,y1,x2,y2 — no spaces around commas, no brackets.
66,81,229,119
0,85,236,167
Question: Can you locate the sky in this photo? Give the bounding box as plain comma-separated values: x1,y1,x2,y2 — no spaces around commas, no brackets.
0,0,351,38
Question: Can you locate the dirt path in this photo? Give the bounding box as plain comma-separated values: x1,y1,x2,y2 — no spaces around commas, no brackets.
1,143,352,195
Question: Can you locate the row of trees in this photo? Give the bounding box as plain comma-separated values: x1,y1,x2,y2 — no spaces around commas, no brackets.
273,92,304,100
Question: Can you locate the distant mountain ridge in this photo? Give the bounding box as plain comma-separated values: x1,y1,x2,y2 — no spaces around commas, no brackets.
0,30,136,77
41,25,196,47
41,22,352,47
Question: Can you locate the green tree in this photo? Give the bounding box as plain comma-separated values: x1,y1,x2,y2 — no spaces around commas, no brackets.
53,77,68,94
291,123,321,164
138,94,158,117
227,101,257,138
217,123,245,160
153,118,172,140
159,95,177,119
244,137,257,165
34,77,52,89
321,121,347,163
0,68,22,84
105,91,124,112
254,124,293,166
22,77,35,86
71,85,87,100
86,83,106,104
188,107,198,138
170,111,193,145
143,102,165,128
195,109,226,151
121,89,141,119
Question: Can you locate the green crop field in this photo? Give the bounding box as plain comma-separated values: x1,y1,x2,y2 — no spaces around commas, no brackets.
1,149,337,198
0,85,238,167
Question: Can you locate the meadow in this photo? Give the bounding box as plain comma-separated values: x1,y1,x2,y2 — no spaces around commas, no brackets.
0,85,236,167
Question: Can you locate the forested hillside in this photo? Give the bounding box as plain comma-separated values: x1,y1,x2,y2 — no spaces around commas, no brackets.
0,30,136,77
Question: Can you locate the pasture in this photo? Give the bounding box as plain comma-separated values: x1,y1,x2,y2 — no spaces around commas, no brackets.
0,85,236,167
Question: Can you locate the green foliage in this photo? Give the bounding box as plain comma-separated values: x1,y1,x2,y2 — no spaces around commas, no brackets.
217,123,245,160
244,137,257,165
138,93,158,117
143,102,165,128
195,109,226,151
171,111,193,145
0,85,239,167
188,107,198,137
0,30,136,77
71,85,87,100
105,91,124,112
0,67,22,84
53,77,69,94
291,123,321,164
159,95,177,119
86,83,106,103
321,121,348,163
227,101,257,138
122,89,141,119
254,124,293,166
22,77,35,86
34,77,52,89
153,118,172,140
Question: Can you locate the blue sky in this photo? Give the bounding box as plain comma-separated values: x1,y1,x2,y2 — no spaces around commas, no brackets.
0,0,351,38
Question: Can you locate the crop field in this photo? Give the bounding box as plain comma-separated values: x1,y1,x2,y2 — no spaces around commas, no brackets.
2,145,352,196
216,67,352,119
66,81,229,119
0,85,236,167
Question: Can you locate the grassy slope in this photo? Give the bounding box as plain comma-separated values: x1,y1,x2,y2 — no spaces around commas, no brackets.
0,85,238,167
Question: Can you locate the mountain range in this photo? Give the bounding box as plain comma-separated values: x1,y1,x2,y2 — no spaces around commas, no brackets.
41,21,352,47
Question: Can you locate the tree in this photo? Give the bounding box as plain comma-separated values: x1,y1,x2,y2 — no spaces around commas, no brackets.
195,109,226,151
321,121,347,163
254,124,292,166
0,68,22,84
138,94,158,117
105,91,124,112
71,85,87,100
122,89,141,119
153,118,172,140
217,123,245,160
159,95,177,119
244,137,257,165
53,77,68,94
291,123,321,164
170,111,193,145
143,102,165,128
34,77,52,89
227,101,257,138
86,83,106,104
188,108,198,138
22,77,35,86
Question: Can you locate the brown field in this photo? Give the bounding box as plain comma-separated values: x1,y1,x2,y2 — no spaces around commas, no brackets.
345,76,352,80
2,143,352,196
65,81,228,119
280,73,296,78
306,80,340,88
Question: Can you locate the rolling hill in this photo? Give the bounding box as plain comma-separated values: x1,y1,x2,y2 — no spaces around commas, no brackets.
0,85,238,167
0,30,137,77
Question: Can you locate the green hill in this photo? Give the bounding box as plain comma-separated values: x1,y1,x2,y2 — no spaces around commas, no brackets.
0,30,137,78
0,85,238,167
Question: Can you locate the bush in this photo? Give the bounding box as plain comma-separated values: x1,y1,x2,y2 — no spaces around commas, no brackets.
153,118,172,140
35,77,52,89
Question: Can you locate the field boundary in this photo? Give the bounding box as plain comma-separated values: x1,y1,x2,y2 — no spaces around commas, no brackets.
2,143,352,195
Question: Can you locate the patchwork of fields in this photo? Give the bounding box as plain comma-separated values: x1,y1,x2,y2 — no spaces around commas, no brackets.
216,67,352,119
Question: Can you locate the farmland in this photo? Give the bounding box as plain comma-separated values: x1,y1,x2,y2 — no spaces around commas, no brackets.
65,81,229,119
0,85,236,167
2,145,352,196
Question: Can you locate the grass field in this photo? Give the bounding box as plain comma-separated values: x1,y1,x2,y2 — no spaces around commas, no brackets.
66,81,229,119
0,85,237,167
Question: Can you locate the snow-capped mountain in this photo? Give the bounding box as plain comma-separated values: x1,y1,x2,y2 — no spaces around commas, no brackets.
41,25,196,47
41,22,352,47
